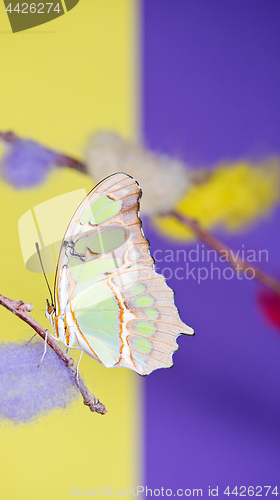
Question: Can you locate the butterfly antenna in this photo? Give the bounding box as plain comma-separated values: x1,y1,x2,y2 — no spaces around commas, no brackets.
35,242,54,306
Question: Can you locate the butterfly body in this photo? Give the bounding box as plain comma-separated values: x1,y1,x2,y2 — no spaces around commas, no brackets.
46,172,194,375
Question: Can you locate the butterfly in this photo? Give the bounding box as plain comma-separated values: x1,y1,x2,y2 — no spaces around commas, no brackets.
45,172,194,375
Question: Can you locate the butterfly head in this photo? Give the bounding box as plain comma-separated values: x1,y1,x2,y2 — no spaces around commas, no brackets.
45,299,58,335
45,299,56,321
46,299,55,314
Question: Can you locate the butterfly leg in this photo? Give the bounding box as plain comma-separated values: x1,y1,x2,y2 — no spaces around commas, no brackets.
20,333,37,347
38,330,49,367
76,349,84,386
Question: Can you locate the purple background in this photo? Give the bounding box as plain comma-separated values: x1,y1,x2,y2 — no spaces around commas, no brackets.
142,0,280,492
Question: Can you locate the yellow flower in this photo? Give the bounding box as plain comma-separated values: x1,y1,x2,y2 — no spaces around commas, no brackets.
153,159,280,240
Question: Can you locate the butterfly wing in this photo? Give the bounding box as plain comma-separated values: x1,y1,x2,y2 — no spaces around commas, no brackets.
54,172,194,375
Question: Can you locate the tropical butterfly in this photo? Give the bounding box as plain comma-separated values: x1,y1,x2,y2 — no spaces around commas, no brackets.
45,172,194,375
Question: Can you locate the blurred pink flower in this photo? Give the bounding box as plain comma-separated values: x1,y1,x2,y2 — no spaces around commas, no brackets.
257,288,280,331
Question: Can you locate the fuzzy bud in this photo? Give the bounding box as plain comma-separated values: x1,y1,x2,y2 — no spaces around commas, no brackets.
85,132,192,215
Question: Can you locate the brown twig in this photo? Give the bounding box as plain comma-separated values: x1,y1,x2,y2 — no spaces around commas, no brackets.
170,211,280,296
54,154,87,173
0,130,87,173
0,294,107,415
0,131,17,143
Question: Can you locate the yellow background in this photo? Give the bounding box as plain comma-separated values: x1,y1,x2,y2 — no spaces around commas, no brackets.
0,1,141,498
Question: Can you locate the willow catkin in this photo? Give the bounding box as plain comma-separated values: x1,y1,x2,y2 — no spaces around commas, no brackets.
85,132,192,215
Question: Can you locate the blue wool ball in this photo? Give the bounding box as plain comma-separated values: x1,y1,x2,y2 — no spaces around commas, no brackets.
0,340,79,424
1,139,56,188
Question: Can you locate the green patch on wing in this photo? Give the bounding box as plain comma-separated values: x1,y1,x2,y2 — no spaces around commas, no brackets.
133,294,155,308
69,256,122,287
135,321,156,337
87,228,126,254
72,281,115,310
80,196,122,225
132,352,147,368
69,257,84,281
74,238,87,254
80,325,121,367
129,283,146,295
144,308,159,320
73,292,122,367
132,337,153,354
